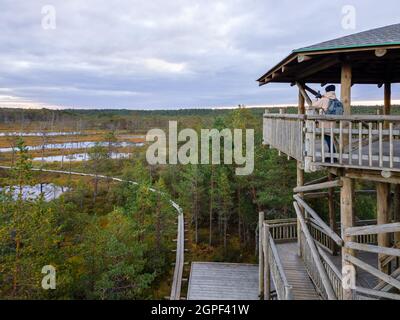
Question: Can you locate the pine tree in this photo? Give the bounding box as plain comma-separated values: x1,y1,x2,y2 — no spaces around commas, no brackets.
177,164,204,244
84,210,154,300
215,167,232,254
0,139,61,298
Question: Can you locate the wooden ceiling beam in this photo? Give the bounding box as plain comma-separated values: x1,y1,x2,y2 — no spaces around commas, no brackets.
375,48,388,57
297,56,341,80
298,55,313,63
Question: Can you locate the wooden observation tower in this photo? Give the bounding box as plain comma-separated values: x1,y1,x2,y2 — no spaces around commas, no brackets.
257,23,400,300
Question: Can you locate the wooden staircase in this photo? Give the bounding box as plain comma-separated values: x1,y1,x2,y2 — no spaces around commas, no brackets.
276,242,320,300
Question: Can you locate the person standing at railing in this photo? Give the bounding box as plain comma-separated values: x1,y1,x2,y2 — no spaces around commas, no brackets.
309,85,344,162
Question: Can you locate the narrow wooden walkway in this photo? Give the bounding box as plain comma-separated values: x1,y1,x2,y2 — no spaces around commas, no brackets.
187,262,259,300
276,242,320,300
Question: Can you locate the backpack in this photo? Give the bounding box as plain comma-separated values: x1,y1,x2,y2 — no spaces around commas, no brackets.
327,98,344,115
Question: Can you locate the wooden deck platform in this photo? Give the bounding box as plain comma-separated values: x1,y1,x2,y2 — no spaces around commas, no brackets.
187,262,259,300
276,242,320,300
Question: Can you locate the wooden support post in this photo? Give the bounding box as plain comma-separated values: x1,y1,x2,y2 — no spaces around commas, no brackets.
299,89,305,115
394,185,400,245
341,63,352,149
377,183,391,274
297,90,305,256
341,177,355,300
384,83,391,129
263,222,271,300
341,63,352,116
328,173,337,255
296,82,312,107
258,211,264,299
297,161,304,256
298,86,315,172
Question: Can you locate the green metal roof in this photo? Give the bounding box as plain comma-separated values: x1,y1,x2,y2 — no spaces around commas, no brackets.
294,23,400,53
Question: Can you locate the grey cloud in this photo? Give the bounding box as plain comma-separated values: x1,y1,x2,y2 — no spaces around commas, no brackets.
0,0,399,109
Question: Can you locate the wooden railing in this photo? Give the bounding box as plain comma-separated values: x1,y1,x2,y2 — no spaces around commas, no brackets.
317,245,343,300
294,195,400,300
263,113,304,161
293,201,337,299
267,216,336,253
372,266,400,300
308,219,337,255
266,218,297,242
343,222,400,300
294,195,343,247
263,222,293,300
264,192,400,300
263,111,400,172
379,242,400,272
170,210,185,300
337,219,378,245
307,115,400,172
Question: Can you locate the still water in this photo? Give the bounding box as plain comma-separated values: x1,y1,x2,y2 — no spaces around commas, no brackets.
0,184,69,201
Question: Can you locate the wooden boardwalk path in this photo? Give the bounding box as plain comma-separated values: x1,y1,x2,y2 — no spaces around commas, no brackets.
187,262,259,300
276,242,320,300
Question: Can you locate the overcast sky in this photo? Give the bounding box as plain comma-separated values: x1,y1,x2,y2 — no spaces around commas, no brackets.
0,0,399,109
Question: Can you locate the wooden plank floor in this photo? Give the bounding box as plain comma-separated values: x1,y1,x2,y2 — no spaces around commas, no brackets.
187,262,259,300
276,242,320,300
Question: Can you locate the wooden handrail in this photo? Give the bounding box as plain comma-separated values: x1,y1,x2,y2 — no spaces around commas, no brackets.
355,287,400,300
317,245,342,279
345,242,400,258
294,195,343,247
293,179,342,193
170,212,185,300
267,219,297,243
265,218,297,224
374,267,400,292
263,112,304,161
262,105,391,110
264,111,400,172
344,254,400,291
263,222,293,300
304,176,329,186
306,114,400,122
294,202,337,300
264,112,400,122
263,113,305,120
379,242,400,268
317,245,343,300
345,222,400,237
308,219,337,255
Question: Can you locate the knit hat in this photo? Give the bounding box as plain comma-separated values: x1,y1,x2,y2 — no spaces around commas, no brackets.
325,85,336,92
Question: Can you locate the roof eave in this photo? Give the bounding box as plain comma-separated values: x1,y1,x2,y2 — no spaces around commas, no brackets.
256,52,297,85
294,42,400,54
258,43,400,85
